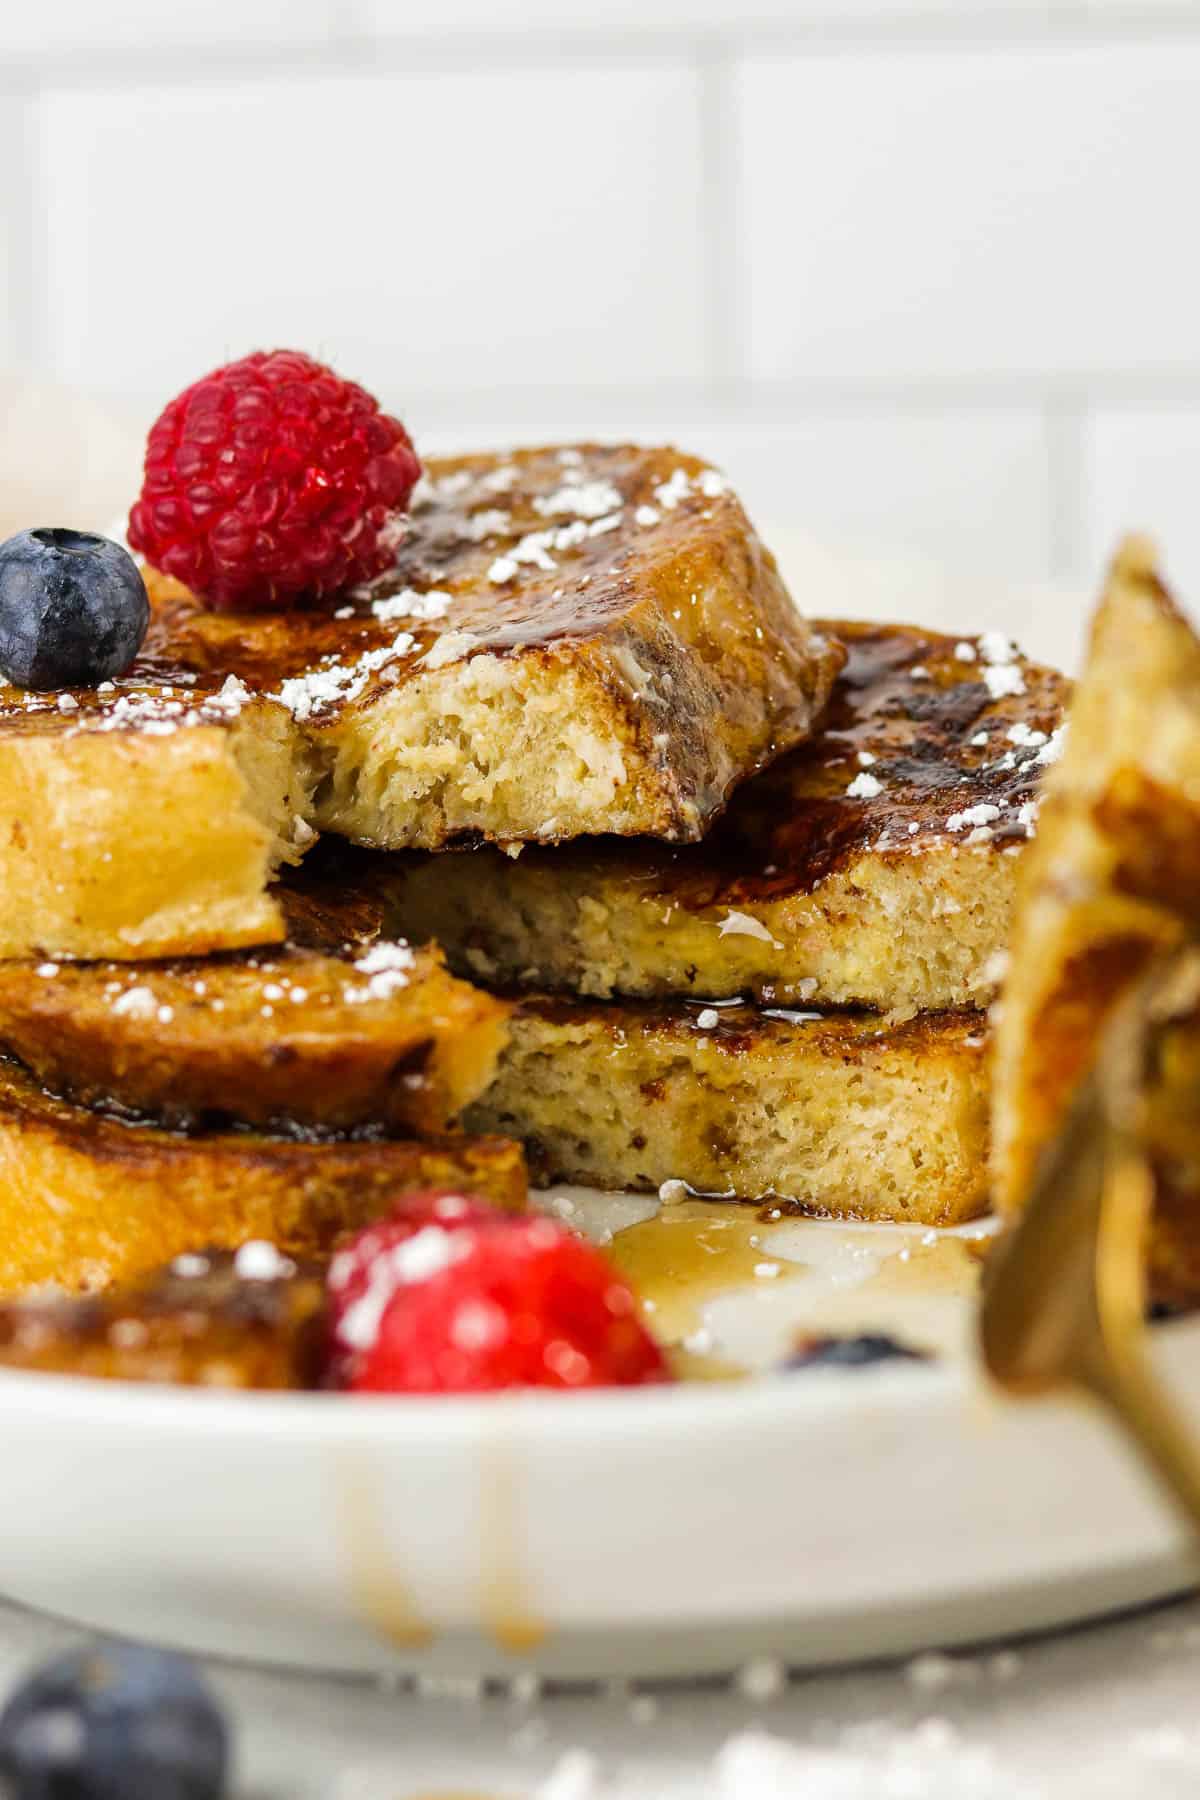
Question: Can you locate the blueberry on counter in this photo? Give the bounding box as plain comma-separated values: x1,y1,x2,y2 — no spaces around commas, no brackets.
0,529,149,690
783,1332,931,1372
0,1643,228,1799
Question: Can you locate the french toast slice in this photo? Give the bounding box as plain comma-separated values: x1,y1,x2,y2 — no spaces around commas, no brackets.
0,445,840,961
467,998,989,1226
0,1251,325,1389
991,537,1200,1240
389,621,1067,1017
0,1049,525,1296
0,848,511,1135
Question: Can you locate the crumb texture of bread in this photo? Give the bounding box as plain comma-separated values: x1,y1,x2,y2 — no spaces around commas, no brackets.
467,1000,989,1227
0,1253,326,1389
992,536,1200,1225
393,838,1017,1020
389,620,1067,1013
0,445,838,959
0,1053,526,1296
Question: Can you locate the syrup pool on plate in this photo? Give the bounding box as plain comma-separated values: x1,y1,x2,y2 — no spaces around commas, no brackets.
536,1187,995,1378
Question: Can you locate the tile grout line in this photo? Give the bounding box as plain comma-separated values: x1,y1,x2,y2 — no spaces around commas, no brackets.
14,13,1200,93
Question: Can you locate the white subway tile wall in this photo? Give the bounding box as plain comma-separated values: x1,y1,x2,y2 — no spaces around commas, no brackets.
1083,412,1200,600
38,65,708,401
4,0,1200,623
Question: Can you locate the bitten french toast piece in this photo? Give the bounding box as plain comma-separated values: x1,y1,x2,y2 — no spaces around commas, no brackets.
0,693,309,961
0,1051,525,1295
389,621,1068,1017
0,1251,325,1389
0,445,839,961
468,998,989,1226
992,537,1200,1243
0,847,510,1135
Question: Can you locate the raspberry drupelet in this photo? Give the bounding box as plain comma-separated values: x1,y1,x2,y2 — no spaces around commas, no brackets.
128,350,421,611
327,1198,671,1394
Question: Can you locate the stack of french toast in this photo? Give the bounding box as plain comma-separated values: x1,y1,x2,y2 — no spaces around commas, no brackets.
0,348,1106,1389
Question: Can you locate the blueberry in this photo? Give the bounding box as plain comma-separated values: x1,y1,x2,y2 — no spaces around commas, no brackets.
782,1332,930,1372
0,529,149,690
0,1643,228,1800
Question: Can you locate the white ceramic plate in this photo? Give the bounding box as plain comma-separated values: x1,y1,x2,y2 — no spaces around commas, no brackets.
0,1189,1195,1680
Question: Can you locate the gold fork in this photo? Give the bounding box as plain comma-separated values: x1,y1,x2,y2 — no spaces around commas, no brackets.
981,950,1200,1535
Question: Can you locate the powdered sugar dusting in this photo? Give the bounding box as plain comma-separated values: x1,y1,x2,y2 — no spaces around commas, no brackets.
370,588,452,625
534,480,623,521
274,633,418,721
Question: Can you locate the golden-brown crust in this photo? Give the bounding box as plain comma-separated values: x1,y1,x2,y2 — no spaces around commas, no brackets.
0,444,840,842
0,845,511,1134
0,1253,326,1388
0,1050,526,1296
992,537,1200,1231
0,446,841,959
389,620,1068,1008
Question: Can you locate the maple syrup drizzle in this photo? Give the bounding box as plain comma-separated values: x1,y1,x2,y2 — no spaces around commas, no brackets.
479,1441,548,1655
337,1462,434,1652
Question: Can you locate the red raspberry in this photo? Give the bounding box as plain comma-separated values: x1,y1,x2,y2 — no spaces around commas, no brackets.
342,1212,671,1394
326,1190,497,1379
127,349,421,611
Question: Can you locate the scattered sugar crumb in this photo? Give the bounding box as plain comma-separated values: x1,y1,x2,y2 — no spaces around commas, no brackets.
371,587,453,624
274,632,417,720
846,771,882,799
635,504,660,527
35,962,58,978
659,1179,690,1205
653,468,693,511
488,556,518,584
234,1240,295,1282
171,1253,210,1278
111,986,157,1021
856,750,876,767
1036,724,1066,765
56,693,79,713
954,641,978,662
696,1007,721,1030
535,480,623,521
946,802,1001,832
982,662,1026,701
717,910,782,949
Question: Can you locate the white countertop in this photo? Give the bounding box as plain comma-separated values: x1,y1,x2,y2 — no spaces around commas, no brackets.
5,1587,1200,1797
